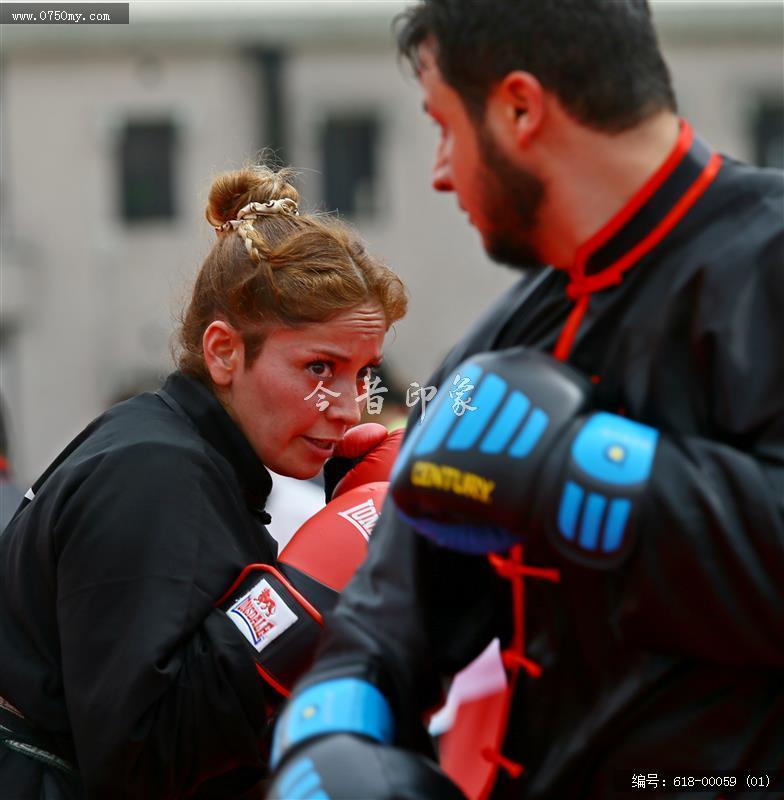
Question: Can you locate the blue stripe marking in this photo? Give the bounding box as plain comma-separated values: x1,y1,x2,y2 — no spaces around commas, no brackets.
579,492,607,550
480,390,530,454
448,372,506,450
572,413,659,486
508,407,549,458
271,678,393,768
558,481,583,541
278,759,330,800
413,364,484,456
603,498,631,552
286,769,320,799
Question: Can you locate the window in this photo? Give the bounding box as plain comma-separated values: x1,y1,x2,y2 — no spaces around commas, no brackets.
752,99,784,169
118,119,177,223
320,115,379,218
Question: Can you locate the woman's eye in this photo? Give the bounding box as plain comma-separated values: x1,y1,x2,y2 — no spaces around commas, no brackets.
308,362,333,379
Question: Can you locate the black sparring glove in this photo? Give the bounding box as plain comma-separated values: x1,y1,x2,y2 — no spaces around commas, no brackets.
267,733,466,800
267,677,465,800
390,347,661,565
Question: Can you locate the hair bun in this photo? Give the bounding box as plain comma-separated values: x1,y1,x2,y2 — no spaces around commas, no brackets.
205,164,300,228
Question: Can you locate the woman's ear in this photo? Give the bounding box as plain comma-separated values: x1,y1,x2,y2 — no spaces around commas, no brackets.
203,321,243,387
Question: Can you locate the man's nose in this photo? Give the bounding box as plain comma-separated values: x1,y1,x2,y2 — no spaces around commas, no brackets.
432,147,453,193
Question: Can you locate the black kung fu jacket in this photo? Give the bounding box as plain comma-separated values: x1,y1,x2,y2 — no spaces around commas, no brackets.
0,373,281,799
303,123,784,798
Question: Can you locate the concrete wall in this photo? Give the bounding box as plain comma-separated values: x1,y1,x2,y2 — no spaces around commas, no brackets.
2,49,260,480
1,2,781,485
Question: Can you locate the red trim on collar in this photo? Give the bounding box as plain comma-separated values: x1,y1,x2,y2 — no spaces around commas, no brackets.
553,295,590,362
567,149,722,300
571,120,694,282
553,124,723,362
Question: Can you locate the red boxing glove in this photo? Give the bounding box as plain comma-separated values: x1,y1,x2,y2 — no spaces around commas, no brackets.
279,481,389,592
328,426,404,499
217,483,388,698
334,422,389,458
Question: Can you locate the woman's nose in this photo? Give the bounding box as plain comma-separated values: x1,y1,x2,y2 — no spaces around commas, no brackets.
325,386,363,427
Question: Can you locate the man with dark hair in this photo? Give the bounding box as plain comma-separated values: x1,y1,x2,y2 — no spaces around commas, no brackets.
268,2,784,798
396,0,677,131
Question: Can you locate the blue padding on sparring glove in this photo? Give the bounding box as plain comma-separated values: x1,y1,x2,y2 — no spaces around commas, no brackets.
274,757,331,800
571,412,659,486
271,677,394,769
396,508,519,555
552,412,659,564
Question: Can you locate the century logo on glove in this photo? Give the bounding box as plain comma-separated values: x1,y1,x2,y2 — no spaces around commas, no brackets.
411,461,495,504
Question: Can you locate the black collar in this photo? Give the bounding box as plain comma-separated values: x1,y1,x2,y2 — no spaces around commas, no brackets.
160,372,273,512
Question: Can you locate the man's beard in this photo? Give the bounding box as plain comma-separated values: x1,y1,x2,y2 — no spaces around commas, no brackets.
477,126,546,270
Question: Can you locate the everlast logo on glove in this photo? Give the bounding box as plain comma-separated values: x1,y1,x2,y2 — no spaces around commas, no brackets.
411,461,495,504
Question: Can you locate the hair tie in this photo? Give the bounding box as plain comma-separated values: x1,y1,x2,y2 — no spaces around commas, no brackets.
215,198,299,235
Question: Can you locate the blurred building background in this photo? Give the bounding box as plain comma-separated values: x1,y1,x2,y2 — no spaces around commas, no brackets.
1,0,782,486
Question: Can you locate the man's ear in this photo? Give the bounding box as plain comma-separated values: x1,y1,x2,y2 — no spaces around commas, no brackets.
488,70,545,148
203,321,244,387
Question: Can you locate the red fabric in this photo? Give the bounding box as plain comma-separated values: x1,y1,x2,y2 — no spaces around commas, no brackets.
481,747,525,779
553,294,590,362
439,690,510,799
255,662,291,698
442,549,562,798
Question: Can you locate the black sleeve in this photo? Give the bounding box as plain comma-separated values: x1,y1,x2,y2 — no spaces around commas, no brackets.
616,248,784,663
303,496,513,749
54,442,275,797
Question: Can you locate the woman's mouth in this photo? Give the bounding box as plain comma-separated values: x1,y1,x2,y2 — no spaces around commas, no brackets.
302,436,337,456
